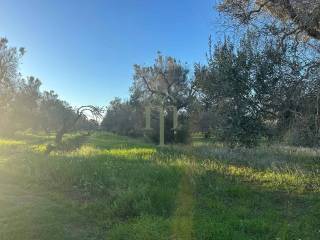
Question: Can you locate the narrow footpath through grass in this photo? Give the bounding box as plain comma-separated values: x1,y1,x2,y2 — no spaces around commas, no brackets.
0,132,319,239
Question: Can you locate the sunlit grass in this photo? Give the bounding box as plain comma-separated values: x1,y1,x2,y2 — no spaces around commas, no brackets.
31,144,49,154
0,139,26,146
157,151,319,194
198,159,320,193
56,145,157,159
0,132,319,239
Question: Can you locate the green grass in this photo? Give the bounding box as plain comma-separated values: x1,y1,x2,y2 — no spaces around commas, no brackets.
0,132,319,239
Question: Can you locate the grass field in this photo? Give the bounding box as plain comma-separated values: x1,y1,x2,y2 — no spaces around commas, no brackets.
0,132,319,239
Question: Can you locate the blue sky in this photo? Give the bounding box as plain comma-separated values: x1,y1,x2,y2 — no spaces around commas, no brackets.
0,0,224,106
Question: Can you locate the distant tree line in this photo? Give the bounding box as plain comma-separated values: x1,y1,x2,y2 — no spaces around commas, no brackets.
2,0,320,148
0,38,100,143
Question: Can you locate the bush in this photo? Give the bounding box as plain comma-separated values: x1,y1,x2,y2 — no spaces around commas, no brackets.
284,118,319,147
101,98,144,138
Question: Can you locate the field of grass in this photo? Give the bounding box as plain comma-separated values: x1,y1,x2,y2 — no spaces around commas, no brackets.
0,132,319,239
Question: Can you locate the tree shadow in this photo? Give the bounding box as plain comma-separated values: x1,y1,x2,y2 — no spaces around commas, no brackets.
191,167,320,239
2,133,319,239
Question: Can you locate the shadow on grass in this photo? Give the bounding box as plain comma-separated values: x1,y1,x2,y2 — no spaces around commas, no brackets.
1,145,184,239
192,168,320,240
1,132,320,239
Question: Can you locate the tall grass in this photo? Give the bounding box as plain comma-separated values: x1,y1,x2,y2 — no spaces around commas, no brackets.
0,132,319,239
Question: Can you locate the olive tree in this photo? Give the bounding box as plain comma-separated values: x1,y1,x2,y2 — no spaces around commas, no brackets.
55,105,103,144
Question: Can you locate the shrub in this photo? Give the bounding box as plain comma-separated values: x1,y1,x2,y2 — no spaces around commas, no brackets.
285,118,319,147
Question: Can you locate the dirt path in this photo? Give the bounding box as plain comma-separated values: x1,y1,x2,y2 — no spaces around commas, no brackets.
171,168,195,240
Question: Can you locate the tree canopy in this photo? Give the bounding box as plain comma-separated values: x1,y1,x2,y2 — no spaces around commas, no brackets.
219,0,320,41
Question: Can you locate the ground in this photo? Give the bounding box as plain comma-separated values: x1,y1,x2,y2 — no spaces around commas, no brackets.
0,132,319,239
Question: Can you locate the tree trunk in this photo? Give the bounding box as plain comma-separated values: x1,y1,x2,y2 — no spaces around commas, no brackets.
55,115,81,145
55,129,65,145
316,92,319,135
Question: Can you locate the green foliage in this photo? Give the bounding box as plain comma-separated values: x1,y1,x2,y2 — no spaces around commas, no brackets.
193,30,320,147
218,0,320,41
216,1,320,147
0,38,25,136
0,37,100,139
1,132,319,239
284,119,319,147
195,35,266,147
129,53,195,144
101,98,143,137
131,53,193,109
174,113,192,144
39,90,75,133
102,52,194,145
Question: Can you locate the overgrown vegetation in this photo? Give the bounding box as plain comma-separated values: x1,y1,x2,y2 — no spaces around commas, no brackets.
1,1,320,239
0,133,319,239
101,30,320,147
